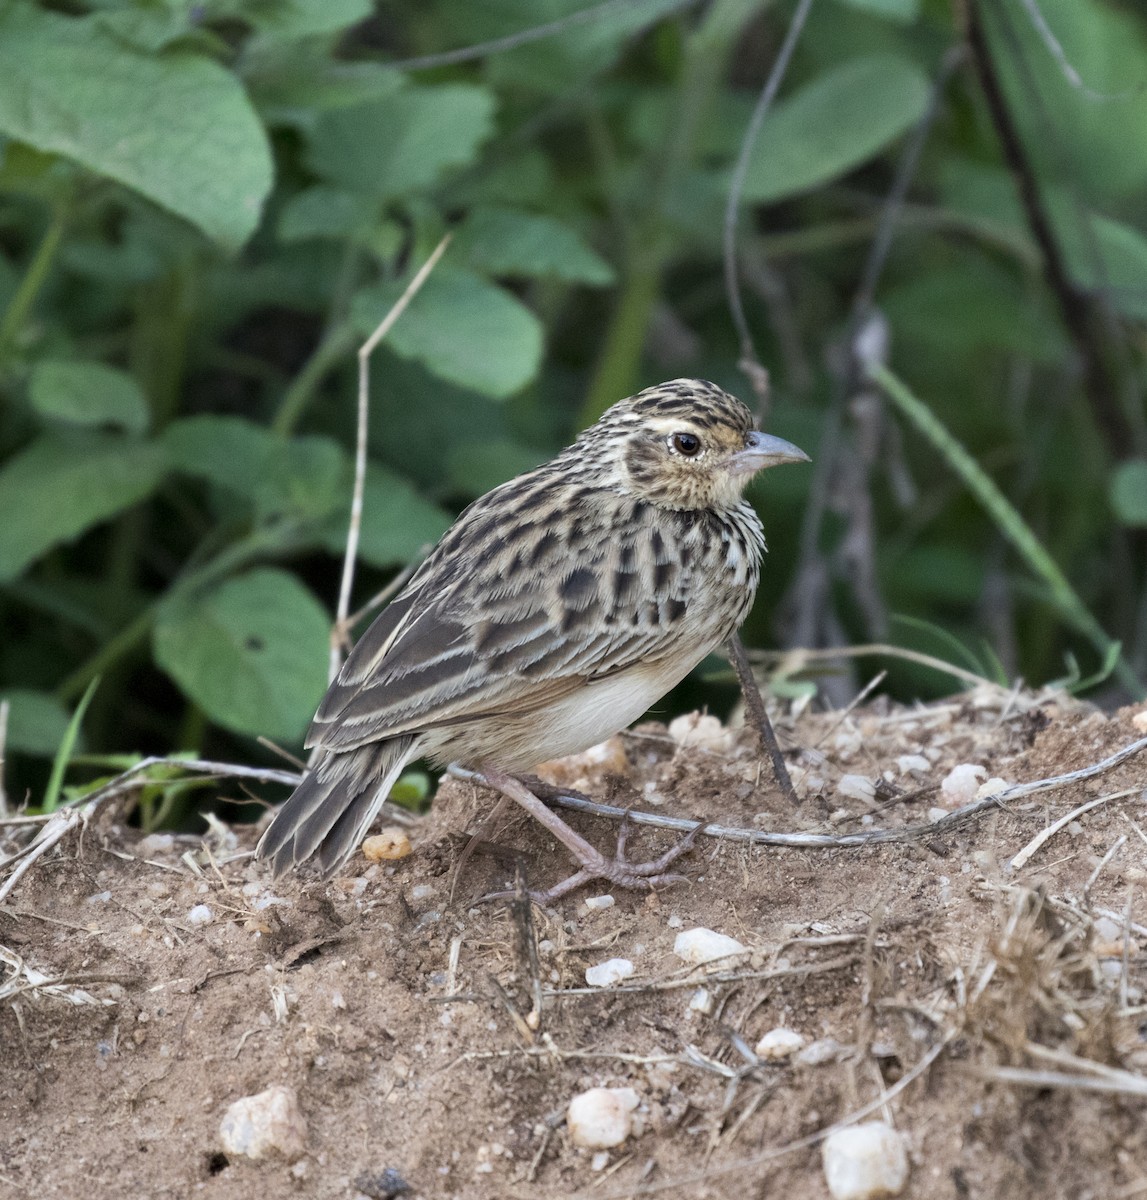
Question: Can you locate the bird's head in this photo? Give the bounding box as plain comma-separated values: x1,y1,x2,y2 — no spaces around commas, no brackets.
587,379,809,511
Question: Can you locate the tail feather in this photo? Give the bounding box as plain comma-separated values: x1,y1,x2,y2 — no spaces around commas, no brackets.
257,736,417,878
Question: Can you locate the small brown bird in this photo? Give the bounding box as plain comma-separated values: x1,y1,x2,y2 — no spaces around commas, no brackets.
258,379,808,897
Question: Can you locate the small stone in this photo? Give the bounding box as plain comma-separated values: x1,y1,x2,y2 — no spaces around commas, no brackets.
666,914,683,929
837,775,876,803
136,833,175,856
754,1027,805,1060
895,755,929,776
668,712,735,753
673,927,747,966
1131,707,1147,733
362,828,412,861
975,777,1010,800
410,884,435,901
590,1151,610,1171
584,894,615,911
187,904,213,926
939,763,987,808
688,987,713,1015
585,958,635,988
822,1122,908,1199
219,1085,307,1162
927,807,948,825
797,1037,847,1066
567,1087,640,1149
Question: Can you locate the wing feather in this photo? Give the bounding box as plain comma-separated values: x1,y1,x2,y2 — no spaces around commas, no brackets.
309,476,703,754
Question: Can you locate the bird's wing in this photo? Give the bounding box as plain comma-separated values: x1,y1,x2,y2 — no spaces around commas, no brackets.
308,479,695,753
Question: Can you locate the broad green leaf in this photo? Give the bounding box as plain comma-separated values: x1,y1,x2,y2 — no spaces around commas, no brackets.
444,438,545,497
306,84,495,199
0,5,273,249
28,360,150,433
320,463,452,567
997,0,1147,204
0,433,166,581
0,689,74,757
1111,460,1147,527
832,0,919,22
163,417,347,523
246,0,373,37
453,208,614,286
163,415,274,495
352,268,543,399
740,54,930,204
154,568,329,739
245,43,402,126
443,0,687,95
940,160,1147,321
278,186,377,242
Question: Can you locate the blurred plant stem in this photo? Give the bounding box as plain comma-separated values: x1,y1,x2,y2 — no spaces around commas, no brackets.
870,361,1142,698
581,0,767,424
271,323,358,436
0,199,68,362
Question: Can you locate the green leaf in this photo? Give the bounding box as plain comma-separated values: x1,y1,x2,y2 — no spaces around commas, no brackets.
42,676,98,813
154,568,330,740
831,0,919,22
245,0,373,37
28,360,150,433
352,268,543,399
1110,460,1147,527
0,432,166,581
444,438,545,497
320,463,451,567
306,84,496,199
453,207,614,285
0,6,273,249
0,689,74,757
163,416,347,523
278,186,377,242
740,54,930,204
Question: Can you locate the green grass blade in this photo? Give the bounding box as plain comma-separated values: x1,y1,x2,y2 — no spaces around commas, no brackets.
869,362,1143,699
41,676,99,813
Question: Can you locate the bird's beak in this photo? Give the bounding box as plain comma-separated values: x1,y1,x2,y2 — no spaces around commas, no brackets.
729,431,810,475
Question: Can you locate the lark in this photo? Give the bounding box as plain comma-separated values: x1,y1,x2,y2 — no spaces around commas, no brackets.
258,379,808,898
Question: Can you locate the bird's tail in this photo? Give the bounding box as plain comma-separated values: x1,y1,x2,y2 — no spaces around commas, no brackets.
257,736,417,878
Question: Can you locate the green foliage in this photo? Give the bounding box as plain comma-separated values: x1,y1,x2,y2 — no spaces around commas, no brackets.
0,0,1145,814
153,568,330,740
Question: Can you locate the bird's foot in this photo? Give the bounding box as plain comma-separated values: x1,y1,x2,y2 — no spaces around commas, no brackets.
471,766,708,905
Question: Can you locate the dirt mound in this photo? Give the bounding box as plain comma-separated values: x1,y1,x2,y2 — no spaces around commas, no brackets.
2,687,1146,1198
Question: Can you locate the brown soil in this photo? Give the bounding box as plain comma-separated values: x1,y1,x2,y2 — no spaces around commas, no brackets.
3,687,1147,1199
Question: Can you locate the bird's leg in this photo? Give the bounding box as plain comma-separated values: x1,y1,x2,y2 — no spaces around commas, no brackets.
726,634,799,806
474,767,706,903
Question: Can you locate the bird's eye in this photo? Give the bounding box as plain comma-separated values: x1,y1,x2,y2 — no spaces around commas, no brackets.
670,431,701,457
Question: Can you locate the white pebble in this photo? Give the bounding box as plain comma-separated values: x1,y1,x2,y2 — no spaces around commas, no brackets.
590,1151,610,1171
219,1085,307,1161
822,1121,908,1199
974,777,1010,800
410,884,435,901
567,1087,639,1149
895,755,930,776
940,763,987,808
1095,916,1122,942
688,987,713,1014
797,1037,847,1066
584,894,615,911
927,807,948,825
673,927,747,965
187,904,214,926
668,712,734,753
837,775,876,803
585,958,635,988
136,833,175,856
666,914,683,929
754,1027,805,1060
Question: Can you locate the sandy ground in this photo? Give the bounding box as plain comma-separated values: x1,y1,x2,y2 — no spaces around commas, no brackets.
3,685,1147,1199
